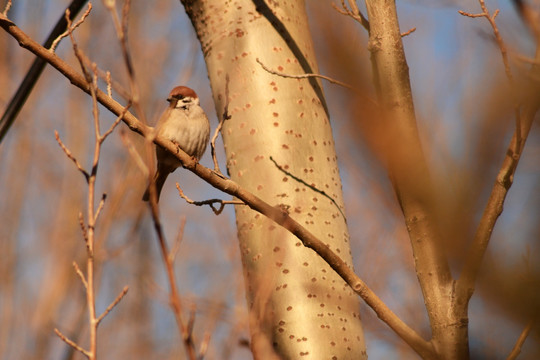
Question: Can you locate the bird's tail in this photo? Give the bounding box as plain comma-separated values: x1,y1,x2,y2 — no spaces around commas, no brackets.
142,169,170,202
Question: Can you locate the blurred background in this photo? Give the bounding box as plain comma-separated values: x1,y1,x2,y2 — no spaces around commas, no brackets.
0,0,538,359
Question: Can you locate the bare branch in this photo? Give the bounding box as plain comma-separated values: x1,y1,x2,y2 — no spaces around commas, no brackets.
256,57,354,90
148,199,198,360
459,1,522,149
187,304,196,343
64,10,102,360
169,217,186,263
210,116,226,174
106,71,113,98
73,261,88,290
457,0,539,302
94,193,107,223
211,74,231,174
96,286,129,325
401,27,416,37
176,183,245,216
507,320,534,360
78,212,88,242
54,328,90,358
104,0,140,106
2,0,12,16
142,144,198,360
80,52,131,100
198,331,212,359
332,0,370,31
119,128,149,176
457,10,485,18
269,156,346,222
100,101,132,142
50,3,92,52
55,130,90,182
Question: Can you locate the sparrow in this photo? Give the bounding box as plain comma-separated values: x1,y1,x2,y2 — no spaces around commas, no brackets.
142,86,210,202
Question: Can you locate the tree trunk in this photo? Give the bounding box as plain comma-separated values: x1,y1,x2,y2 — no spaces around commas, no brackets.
181,0,367,358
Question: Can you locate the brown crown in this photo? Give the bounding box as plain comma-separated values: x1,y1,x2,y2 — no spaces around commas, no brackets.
168,86,198,100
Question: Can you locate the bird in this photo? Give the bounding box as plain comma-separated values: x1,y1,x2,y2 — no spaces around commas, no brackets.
142,86,210,202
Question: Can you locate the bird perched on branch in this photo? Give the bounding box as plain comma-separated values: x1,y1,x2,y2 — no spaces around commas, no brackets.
142,86,210,202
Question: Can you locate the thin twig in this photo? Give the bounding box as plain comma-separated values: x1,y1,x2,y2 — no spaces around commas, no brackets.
73,261,88,290
119,128,149,176
65,9,101,360
106,71,112,97
176,183,245,215
256,57,353,90
196,300,225,360
507,320,534,360
515,54,540,66
96,286,129,325
54,328,90,358
142,119,197,359
198,331,212,360
55,130,90,182
104,0,140,106
187,304,196,343
332,0,370,31
79,52,131,100
459,1,522,150
148,199,198,360
94,193,107,223
2,0,12,16
78,212,88,242
49,3,92,52
211,74,231,174
401,27,416,37
100,102,131,142
269,156,347,222
457,10,485,18
169,217,186,263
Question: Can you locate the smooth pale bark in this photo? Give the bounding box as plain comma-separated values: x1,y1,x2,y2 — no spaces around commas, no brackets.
181,0,367,358
364,1,466,359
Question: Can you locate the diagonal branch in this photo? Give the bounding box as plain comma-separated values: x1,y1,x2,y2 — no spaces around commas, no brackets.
49,3,92,52
332,0,370,32
55,130,90,182
457,69,539,301
459,1,522,150
96,286,129,325
54,328,90,358
256,57,354,90
457,1,540,303
0,0,89,143
507,319,534,360
269,156,347,222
